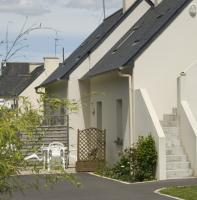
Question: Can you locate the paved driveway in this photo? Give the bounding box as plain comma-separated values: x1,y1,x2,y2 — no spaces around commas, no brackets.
4,173,197,200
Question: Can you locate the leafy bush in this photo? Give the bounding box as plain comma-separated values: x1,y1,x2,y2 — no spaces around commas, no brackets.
97,135,157,182
0,96,79,196
131,135,157,181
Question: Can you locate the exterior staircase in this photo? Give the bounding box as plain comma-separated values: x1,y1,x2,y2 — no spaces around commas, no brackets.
160,108,193,179
21,125,69,157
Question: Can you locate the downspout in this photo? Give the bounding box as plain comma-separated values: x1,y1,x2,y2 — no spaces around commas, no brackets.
118,68,134,146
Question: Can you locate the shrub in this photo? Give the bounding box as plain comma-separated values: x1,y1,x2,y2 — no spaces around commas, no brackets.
0,96,80,196
97,135,157,182
109,149,133,182
131,135,157,181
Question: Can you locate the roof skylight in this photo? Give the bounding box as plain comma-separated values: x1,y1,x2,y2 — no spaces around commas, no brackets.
132,40,140,46
112,49,118,54
157,14,164,19
116,30,135,49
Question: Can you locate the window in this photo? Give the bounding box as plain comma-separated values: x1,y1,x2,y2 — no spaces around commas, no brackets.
97,101,102,129
116,99,123,141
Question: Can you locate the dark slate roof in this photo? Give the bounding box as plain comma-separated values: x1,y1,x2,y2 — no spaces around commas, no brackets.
0,63,44,97
83,0,191,79
39,0,146,87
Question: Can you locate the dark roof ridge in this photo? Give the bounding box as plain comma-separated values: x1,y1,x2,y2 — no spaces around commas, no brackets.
125,0,192,65
83,0,192,79
145,0,155,7
39,0,145,87
64,0,144,77
0,63,44,97
103,8,123,21
16,65,45,95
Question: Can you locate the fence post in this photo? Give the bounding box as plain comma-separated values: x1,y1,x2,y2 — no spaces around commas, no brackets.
104,129,106,162
77,129,79,162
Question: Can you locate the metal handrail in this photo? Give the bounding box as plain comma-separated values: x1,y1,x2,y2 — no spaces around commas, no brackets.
43,114,69,126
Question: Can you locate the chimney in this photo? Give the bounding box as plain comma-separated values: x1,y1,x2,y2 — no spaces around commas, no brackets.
0,61,6,76
154,0,162,6
123,0,163,12
123,0,136,13
43,57,59,74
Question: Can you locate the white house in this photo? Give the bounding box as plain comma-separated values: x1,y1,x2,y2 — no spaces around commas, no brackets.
37,0,197,180
0,57,59,109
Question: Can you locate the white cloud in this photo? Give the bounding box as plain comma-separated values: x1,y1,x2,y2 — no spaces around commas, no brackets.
0,0,122,62
0,0,121,16
0,0,50,16
65,0,121,10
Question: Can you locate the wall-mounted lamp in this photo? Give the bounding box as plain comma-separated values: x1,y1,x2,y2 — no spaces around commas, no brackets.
180,72,186,76
189,4,197,17
91,102,95,115
92,107,95,115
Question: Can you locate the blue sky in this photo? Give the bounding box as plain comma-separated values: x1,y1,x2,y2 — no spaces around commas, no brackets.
0,0,122,62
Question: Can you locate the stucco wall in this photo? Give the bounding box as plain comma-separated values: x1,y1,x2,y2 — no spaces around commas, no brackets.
179,62,197,121
67,59,91,166
20,58,59,109
133,1,197,119
135,89,166,180
46,81,68,99
179,101,197,176
90,72,130,164
123,0,136,12
46,2,151,165
177,62,197,176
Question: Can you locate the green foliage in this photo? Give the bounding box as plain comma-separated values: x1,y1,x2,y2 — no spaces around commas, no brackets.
104,149,133,182
131,135,157,181
0,96,79,197
0,97,41,194
97,135,157,182
43,95,78,114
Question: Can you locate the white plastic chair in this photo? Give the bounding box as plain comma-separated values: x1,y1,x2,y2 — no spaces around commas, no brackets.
47,142,66,171
24,153,43,161
24,145,44,168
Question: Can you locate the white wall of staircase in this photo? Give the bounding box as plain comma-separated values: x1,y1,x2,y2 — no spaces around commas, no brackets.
179,102,197,176
160,108,193,179
135,89,195,179
135,89,166,180
177,62,197,176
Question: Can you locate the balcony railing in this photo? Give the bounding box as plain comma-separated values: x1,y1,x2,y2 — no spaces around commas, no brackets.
43,115,69,126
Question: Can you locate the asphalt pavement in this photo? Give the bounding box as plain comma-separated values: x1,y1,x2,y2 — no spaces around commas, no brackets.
2,173,197,200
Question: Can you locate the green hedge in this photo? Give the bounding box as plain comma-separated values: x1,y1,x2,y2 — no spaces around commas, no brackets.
97,135,157,182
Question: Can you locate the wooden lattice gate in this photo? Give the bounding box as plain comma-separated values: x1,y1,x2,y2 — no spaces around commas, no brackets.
76,128,106,172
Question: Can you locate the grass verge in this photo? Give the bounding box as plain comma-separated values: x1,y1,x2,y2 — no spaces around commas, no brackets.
160,186,197,200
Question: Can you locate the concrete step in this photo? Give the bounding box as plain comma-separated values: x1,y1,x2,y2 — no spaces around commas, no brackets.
34,131,68,135
36,126,68,132
160,120,178,127
172,108,177,115
167,169,193,179
21,125,69,157
166,146,185,155
163,114,177,122
166,155,187,162
162,127,179,135
165,135,180,142
166,161,191,170
166,139,181,148
163,108,193,179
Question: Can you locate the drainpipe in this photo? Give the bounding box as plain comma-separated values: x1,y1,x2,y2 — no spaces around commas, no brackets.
118,69,134,146
177,72,186,123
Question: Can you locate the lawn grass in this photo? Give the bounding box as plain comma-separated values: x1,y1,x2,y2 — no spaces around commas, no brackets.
160,186,197,200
